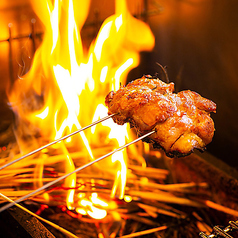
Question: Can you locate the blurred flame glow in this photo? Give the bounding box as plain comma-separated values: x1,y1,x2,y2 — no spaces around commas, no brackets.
8,0,154,219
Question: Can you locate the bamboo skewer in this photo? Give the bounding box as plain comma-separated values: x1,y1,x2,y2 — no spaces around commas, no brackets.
0,114,116,171
0,130,155,213
0,192,79,238
118,225,167,238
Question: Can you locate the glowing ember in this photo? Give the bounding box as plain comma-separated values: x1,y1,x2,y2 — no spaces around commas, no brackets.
7,0,154,219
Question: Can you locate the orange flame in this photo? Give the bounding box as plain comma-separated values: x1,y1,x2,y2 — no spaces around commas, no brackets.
8,0,154,219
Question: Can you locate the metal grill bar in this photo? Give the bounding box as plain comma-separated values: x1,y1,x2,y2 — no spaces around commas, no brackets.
199,221,238,238
229,221,238,230
199,232,212,238
213,226,233,238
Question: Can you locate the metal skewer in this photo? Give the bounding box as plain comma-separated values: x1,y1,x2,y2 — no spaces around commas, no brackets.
0,130,155,213
0,114,116,171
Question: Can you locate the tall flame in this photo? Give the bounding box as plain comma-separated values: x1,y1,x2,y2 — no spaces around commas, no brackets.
8,0,154,219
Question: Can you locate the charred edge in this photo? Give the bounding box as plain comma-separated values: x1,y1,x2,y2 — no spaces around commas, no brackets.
138,132,168,157
140,131,196,158
168,132,206,158
166,150,192,158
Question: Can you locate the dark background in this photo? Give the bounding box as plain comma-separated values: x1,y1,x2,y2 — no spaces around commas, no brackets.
129,0,238,168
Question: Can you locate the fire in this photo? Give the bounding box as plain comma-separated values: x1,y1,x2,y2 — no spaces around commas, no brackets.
7,0,154,219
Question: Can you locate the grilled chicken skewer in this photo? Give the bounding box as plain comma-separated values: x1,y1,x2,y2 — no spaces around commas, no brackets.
0,75,216,211
105,75,216,157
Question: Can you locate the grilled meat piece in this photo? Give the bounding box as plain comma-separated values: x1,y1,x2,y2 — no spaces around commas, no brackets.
105,75,216,157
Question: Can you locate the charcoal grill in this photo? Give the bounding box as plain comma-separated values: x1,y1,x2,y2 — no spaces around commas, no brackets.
0,1,238,238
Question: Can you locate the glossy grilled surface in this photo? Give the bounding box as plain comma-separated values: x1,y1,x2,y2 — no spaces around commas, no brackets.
105,75,216,157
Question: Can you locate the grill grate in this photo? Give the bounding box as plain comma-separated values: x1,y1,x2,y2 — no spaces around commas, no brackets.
200,221,238,238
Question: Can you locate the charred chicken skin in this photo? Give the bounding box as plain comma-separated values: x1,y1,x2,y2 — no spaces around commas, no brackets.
105,75,216,157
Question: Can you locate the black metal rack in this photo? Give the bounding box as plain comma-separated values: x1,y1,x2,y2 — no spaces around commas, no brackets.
200,221,238,238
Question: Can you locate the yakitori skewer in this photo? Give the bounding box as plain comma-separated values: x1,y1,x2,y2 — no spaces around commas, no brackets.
0,130,155,213
0,114,116,171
